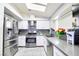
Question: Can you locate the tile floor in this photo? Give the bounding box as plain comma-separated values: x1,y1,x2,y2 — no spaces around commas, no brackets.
15,47,46,56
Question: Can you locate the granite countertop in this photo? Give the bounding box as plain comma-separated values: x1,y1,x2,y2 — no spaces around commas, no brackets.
45,37,79,56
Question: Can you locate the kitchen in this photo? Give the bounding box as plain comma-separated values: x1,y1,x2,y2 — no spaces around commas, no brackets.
0,3,79,56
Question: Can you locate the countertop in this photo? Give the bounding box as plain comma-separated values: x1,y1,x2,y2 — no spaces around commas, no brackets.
18,31,50,36
45,37,79,56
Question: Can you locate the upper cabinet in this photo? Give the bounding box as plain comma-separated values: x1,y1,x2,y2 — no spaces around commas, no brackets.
5,15,13,29
18,21,28,29
36,21,50,29
18,20,50,30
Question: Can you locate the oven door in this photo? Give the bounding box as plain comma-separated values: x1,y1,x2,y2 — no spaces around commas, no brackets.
26,38,36,43
26,38,36,47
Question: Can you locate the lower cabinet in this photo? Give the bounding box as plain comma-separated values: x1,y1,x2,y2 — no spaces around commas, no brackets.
53,46,66,56
36,36,48,54
18,36,26,46
36,36,48,46
36,36,45,46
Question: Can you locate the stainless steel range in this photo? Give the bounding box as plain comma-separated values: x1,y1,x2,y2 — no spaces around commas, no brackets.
26,33,36,48
26,20,37,48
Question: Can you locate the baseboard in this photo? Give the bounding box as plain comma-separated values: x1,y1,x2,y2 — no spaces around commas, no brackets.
36,46,44,47
18,46,26,48
18,46,44,48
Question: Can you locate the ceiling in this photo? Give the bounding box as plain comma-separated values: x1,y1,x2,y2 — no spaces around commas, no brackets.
9,3,63,19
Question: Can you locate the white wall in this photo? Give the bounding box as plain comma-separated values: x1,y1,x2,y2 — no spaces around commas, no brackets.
0,4,4,56
50,20,55,29
58,12,73,31
50,19,60,32
52,4,72,19
50,4,72,31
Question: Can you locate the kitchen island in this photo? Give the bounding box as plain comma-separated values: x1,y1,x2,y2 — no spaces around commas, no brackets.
45,36,79,56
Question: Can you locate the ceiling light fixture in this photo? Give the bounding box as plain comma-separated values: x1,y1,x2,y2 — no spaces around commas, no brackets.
33,3,47,6
26,3,47,12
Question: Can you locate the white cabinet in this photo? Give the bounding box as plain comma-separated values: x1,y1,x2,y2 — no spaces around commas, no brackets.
53,46,65,56
18,36,26,46
36,36,44,46
36,36,48,53
18,21,28,29
5,15,13,29
36,21,50,29
6,21,13,28
36,36,48,48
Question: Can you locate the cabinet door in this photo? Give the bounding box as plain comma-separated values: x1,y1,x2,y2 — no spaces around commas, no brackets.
36,36,44,46
18,36,26,46
53,46,65,56
5,15,13,29
18,21,28,29
6,21,13,28
36,21,50,29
